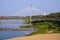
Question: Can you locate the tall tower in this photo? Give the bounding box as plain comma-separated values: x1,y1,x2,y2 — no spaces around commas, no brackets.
29,4,32,26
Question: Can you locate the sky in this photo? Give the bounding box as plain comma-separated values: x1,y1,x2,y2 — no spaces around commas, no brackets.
0,0,60,16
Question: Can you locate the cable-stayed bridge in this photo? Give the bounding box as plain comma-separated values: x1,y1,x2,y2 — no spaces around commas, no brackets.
0,5,60,23
10,5,47,16
0,5,60,31
0,5,47,20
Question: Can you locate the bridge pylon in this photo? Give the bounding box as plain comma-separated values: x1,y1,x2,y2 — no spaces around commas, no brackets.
29,4,32,27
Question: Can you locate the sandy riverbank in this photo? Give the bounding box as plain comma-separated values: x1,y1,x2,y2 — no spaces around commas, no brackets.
7,34,60,40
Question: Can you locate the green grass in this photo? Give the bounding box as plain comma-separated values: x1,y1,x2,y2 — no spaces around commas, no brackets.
19,21,60,36
27,21,60,35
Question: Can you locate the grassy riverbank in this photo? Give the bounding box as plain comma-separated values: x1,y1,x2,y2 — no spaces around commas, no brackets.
24,21,60,36
18,21,60,36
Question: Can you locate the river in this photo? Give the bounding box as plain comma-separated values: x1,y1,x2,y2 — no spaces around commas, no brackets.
0,20,31,40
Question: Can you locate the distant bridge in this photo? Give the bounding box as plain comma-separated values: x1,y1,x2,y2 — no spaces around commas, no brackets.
0,5,60,28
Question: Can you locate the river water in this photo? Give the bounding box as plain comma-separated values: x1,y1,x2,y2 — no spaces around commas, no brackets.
0,20,31,40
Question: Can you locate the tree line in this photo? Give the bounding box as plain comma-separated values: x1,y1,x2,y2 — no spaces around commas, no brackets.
24,12,60,20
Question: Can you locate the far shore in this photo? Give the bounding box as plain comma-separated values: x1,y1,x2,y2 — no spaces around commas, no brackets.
7,34,60,40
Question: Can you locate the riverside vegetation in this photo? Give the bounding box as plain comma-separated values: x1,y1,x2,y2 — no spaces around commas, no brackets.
19,12,60,35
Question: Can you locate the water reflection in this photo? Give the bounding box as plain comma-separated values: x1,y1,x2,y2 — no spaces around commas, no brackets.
0,31,30,40
0,20,28,28
0,20,30,40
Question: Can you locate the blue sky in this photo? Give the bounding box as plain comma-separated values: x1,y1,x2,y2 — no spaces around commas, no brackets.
0,0,60,16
